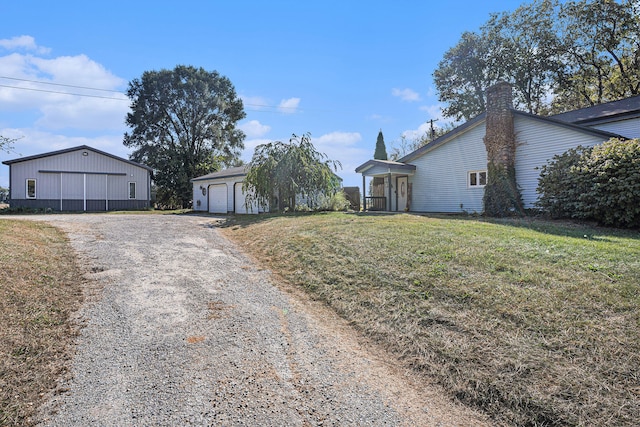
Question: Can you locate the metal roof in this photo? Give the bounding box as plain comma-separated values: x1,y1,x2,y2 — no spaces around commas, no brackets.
1,145,153,171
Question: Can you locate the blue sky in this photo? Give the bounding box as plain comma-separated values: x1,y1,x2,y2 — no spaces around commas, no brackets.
1,0,526,189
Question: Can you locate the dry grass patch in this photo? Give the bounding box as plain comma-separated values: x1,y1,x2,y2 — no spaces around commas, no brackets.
0,220,84,426
220,213,640,426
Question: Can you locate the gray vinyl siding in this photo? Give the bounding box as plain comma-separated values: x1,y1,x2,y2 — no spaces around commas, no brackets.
588,117,640,139
8,148,150,210
409,123,487,213
514,115,609,208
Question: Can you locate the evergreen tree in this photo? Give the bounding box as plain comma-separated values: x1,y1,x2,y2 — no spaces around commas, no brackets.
374,130,388,160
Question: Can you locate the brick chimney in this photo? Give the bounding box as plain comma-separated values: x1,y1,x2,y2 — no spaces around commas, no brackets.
484,81,515,167
482,81,524,216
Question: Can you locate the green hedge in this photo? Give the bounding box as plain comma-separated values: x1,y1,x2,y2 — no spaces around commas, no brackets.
536,138,640,228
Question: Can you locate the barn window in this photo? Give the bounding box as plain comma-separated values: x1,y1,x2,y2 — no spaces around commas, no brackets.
26,179,37,199
468,171,487,188
128,182,136,199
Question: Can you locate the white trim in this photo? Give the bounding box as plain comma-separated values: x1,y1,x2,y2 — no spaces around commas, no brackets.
128,181,136,199
26,178,37,199
468,170,487,188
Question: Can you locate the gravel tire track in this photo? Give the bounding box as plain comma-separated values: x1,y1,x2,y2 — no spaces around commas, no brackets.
17,214,490,426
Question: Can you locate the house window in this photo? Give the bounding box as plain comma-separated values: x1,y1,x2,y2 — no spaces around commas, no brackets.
468,171,487,188
128,182,136,199
26,179,37,199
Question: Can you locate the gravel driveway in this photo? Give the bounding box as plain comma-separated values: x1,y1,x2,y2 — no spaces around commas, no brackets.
22,214,488,426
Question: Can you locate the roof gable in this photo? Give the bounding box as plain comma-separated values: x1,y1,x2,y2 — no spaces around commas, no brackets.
396,108,627,165
355,159,416,174
398,113,486,163
1,145,152,171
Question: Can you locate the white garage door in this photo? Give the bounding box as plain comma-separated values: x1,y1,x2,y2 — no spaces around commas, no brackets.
208,184,227,213
234,182,256,214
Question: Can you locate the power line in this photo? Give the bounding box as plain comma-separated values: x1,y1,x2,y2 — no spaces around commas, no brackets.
0,75,305,112
0,84,127,101
0,75,125,93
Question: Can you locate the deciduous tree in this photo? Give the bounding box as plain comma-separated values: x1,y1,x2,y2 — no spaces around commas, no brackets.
243,133,341,211
553,0,640,111
433,0,639,119
124,65,245,208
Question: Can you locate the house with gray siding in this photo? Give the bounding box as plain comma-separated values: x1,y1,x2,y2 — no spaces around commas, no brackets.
2,145,152,211
356,84,639,213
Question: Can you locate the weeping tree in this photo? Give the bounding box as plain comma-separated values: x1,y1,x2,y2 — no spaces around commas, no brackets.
243,133,341,212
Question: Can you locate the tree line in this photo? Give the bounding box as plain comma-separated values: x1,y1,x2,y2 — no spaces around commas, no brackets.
434,0,640,121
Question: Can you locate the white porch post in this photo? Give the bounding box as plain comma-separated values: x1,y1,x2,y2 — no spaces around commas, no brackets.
362,174,366,211
387,171,392,211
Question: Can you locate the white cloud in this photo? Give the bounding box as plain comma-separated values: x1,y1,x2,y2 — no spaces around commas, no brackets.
239,120,271,138
310,132,368,187
278,97,300,113
0,48,128,131
241,95,270,111
314,131,361,147
419,103,445,119
37,95,129,131
30,54,125,88
392,88,421,102
401,122,432,141
0,35,51,54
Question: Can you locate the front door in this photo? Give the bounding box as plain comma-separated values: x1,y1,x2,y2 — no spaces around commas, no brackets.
397,176,408,211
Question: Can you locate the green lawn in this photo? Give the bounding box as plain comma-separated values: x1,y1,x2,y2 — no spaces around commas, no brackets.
221,212,640,426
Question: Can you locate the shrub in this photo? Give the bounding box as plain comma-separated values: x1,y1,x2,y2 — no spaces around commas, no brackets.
317,191,350,212
537,138,640,228
536,145,592,218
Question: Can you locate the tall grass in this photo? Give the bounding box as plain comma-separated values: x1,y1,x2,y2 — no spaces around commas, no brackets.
221,213,640,426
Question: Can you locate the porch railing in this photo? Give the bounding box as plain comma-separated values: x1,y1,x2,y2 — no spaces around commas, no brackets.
364,196,386,211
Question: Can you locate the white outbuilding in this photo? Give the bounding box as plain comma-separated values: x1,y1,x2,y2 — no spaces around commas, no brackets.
191,166,267,214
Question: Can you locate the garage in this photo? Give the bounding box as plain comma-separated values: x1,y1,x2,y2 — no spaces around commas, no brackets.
208,184,227,213
191,166,270,215
234,182,259,214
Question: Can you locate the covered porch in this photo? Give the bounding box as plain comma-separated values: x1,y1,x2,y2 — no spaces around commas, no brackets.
355,159,416,212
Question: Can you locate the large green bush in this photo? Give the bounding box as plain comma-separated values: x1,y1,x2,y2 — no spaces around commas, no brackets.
537,138,640,228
